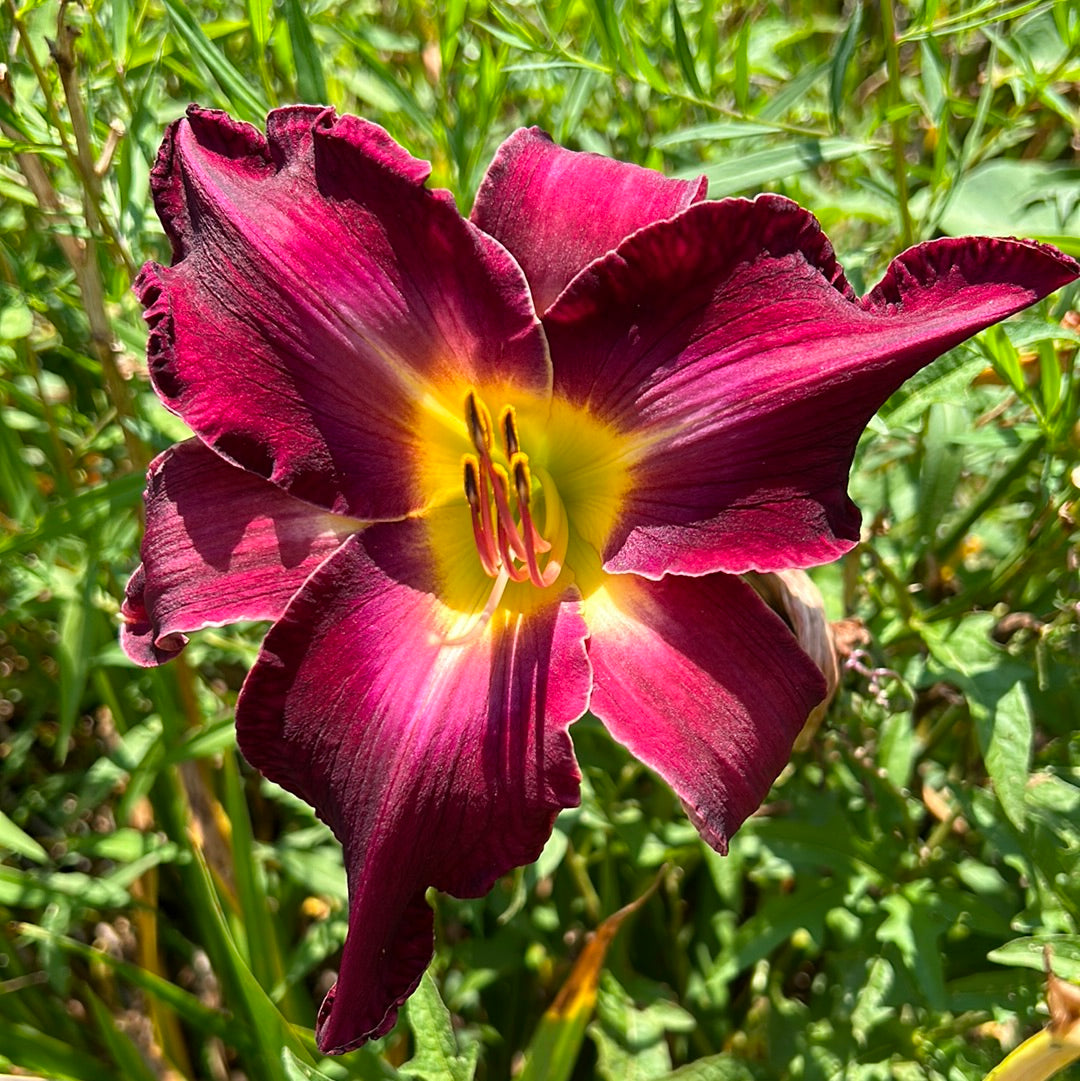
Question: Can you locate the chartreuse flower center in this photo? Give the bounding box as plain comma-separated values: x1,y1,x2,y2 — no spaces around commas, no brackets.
417,385,634,631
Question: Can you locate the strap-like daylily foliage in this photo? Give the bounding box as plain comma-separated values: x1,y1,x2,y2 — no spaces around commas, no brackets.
121,105,1079,1054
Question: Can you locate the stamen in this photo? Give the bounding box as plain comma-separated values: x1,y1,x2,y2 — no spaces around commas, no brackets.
463,455,499,577
460,390,566,592
496,518,531,582
489,463,528,562
514,455,561,587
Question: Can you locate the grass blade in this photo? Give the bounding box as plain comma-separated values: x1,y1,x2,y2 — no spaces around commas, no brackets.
282,0,329,104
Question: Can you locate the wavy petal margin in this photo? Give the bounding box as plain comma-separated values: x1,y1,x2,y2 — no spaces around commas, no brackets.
471,127,707,314
121,440,356,665
584,570,827,853
545,195,1079,578
139,106,550,519
235,524,591,1053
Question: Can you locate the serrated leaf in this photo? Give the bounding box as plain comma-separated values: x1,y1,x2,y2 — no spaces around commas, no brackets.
399,969,478,1081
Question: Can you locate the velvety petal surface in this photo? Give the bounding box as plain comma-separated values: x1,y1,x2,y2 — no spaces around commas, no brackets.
545,195,1079,578
139,106,550,519
584,570,827,853
471,127,707,314
235,524,591,1054
121,439,356,666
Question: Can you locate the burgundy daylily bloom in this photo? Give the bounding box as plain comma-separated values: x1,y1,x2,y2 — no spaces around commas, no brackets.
122,105,1078,1054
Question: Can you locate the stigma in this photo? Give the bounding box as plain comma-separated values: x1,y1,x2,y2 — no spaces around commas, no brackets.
461,391,566,591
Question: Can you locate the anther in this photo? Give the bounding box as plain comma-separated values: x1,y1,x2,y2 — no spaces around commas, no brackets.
511,453,531,508
465,391,493,454
463,457,481,509
501,406,520,457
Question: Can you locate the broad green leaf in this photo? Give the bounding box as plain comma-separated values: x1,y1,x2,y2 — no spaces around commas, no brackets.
921,616,1033,828
989,937,1080,983
399,969,479,1081
938,160,1080,256
282,1047,337,1081
0,299,34,339
655,1053,756,1080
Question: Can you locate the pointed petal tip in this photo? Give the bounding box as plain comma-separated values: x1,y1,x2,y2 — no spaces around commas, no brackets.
236,524,589,1054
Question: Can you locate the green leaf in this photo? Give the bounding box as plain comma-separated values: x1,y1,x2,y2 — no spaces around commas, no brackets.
989,936,1080,982
0,1022,118,1081
282,1047,338,1081
921,615,1033,828
161,0,268,122
688,139,872,196
84,986,162,1081
0,299,34,340
0,809,49,863
654,1053,757,1080
14,922,236,1042
829,3,863,127
670,0,703,97
282,0,328,104
938,160,1080,256
399,969,479,1081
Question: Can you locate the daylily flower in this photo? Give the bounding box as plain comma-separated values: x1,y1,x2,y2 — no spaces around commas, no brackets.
121,105,1077,1054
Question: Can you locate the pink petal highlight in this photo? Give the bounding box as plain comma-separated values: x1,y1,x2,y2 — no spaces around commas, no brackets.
139,106,550,519
585,571,827,853
235,525,591,1053
545,195,1079,578
471,127,707,314
121,440,355,666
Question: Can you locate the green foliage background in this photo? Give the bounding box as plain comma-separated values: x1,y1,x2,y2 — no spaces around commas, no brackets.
1,0,1079,1078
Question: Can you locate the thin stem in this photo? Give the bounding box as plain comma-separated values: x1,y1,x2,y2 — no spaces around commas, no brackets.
5,0,147,472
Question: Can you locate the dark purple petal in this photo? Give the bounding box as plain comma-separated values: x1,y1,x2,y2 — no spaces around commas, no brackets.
235,525,591,1053
139,106,550,519
121,440,355,666
585,571,827,853
471,127,707,314
544,195,1079,578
